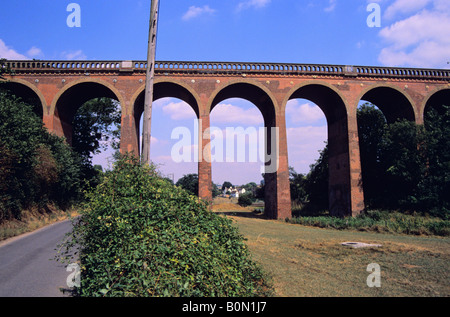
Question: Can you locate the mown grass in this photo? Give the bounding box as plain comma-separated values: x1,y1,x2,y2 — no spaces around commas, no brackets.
226,213,450,297
212,199,449,297
288,210,450,237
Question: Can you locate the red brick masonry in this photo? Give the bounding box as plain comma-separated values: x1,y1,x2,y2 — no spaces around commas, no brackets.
3,60,449,219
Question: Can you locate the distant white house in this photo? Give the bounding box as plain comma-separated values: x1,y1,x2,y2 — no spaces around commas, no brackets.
223,186,246,198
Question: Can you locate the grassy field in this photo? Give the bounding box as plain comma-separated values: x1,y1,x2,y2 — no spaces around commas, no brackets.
212,201,450,297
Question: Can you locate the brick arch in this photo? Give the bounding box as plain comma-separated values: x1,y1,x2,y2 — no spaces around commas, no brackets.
422,87,450,121
356,84,416,123
208,79,279,124
283,81,348,123
131,79,201,120
208,79,286,219
283,81,363,217
50,78,125,117
128,79,202,157
1,78,47,117
50,78,124,144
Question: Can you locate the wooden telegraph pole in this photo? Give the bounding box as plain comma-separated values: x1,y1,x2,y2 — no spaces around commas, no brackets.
142,0,160,164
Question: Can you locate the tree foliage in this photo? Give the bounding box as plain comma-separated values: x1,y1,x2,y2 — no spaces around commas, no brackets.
0,91,82,221
357,103,450,218
290,145,329,215
222,181,233,189
238,192,254,207
291,102,450,219
175,174,199,196
71,98,121,186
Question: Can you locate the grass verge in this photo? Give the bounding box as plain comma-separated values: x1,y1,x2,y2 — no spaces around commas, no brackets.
0,205,78,241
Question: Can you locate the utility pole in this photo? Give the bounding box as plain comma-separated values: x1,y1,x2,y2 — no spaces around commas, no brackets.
142,0,160,165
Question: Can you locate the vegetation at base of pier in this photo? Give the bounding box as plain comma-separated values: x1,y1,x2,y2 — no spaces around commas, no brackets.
287,210,450,237
58,156,273,297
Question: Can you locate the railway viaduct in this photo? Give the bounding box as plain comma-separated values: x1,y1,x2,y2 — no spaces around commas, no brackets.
1,60,449,219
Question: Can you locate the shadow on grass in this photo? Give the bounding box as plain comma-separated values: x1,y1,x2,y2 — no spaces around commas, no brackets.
215,210,268,220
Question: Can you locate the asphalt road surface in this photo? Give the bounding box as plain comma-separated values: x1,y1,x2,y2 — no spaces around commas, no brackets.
0,220,76,297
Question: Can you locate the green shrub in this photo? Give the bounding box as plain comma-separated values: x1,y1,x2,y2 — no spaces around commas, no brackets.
238,193,253,207
59,156,272,297
288,210,450,237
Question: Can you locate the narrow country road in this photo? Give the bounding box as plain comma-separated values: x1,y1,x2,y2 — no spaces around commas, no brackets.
0,220,75,297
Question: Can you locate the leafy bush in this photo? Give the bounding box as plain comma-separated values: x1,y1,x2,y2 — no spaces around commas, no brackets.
59,156,272,297
238,193,254,207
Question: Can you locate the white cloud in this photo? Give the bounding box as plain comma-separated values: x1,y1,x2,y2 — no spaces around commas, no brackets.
379,10,450,50
0,39,88,62
0,39,29,60
379,41,450,68
182,5,216,21
60,50,87,60
211,103,264,125
324,0,337,12
286,100,326,124
162,101,196,121
237,0,271,11
377,1,450,68
26,47,44,59
383,0,431,20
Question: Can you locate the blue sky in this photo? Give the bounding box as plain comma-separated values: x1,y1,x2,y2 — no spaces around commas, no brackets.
1,0,449,185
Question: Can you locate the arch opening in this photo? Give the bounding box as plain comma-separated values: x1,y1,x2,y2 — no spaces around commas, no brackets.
210,82,279,218
359,87,415,123
211,83,276,126
0,82,44,118
133,82,200,158
54,82,120,145
285,98,328,216
287,84,352,217
424,88,450,119
210,98,266,205
132,82,200,188
357,87,416,211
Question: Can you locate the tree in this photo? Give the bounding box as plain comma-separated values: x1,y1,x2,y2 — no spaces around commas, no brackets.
242,182,257,193
222,181,233,190
238,193,253,207
303,145,329,212
72,98,121,161
357,103,387,208
0,91,82,220
356,103,449,218
71,98,121,186
418,104,450,217
289,166,307,204
176,174,199,196
378,119,426,210
212,183,221,198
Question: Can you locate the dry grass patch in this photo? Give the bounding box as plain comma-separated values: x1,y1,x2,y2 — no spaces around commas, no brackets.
225,215,450,297
0,205,78,241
